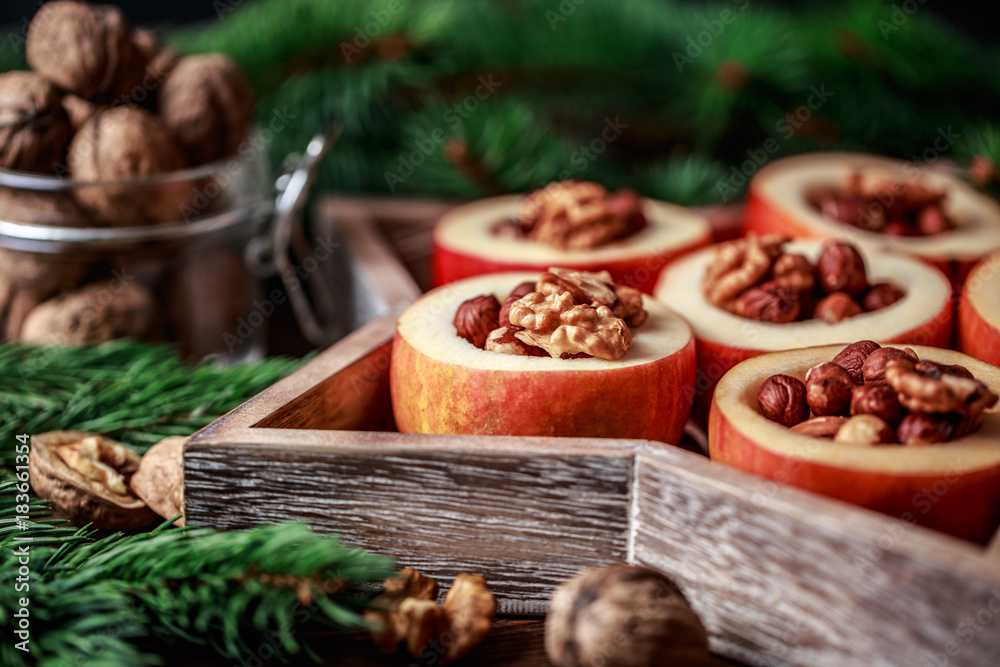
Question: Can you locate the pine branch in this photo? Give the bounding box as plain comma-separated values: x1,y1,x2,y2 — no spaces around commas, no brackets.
0,341,303,471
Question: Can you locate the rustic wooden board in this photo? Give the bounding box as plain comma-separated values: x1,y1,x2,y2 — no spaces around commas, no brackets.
186,431,635,615
185,200,1000,667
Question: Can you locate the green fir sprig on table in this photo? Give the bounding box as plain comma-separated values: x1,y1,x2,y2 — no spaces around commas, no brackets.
1,485,395,667
0,342,397,666
0,341,304,471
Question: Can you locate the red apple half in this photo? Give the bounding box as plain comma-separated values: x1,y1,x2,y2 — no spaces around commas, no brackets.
432,195,711,293
959,252,1000,367
709,344,1000,543
745,152,1000,285
391,272,696,443
654,240,953,424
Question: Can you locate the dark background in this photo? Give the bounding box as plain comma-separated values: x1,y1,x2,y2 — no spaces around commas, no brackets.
0,0,995,41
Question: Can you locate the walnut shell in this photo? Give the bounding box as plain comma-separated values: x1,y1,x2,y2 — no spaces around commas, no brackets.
62,94,103,131
19,280,154,346
158,54,255,166
26,2,136,101
0,71,73,173
546,565,711,667
0,278,46,340
131,436,186,526
68,106,189,225
29,430,156,530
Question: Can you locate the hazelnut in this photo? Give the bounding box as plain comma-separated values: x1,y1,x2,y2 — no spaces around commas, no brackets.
850,383,904,425
862,283,905,312
734,281,801,323
816,240,868,296
454,294,502,349
0,71,73,173
498,281,536,327
790,415,849,438
835,415,895,445
159,54,256,166
805,362,854,415
814,291,863,323
758,374,810,426
897,413,956,445
26,1,137,101
546,565,711,667
67,106,188,225
832,340,881,384
862,347,918,384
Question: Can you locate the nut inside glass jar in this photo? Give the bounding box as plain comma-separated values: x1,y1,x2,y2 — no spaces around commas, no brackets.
0,148,273,362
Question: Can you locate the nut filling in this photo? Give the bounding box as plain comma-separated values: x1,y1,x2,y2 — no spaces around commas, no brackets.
812,170,957,236
492,181,647,250
453,267,647,361
757,341,999,445
703,234,905,323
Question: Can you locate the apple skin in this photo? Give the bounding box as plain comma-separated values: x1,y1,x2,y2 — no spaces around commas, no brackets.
392,333,696,443
432,244,704,294
709,345,1000,544
958,255,1000,367
690,304,954,424
744,165,985,287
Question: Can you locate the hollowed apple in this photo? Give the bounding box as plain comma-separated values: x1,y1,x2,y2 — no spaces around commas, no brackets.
709,344,1000,543
391,272,696,443
432,195,711,293
654,240,953,424
959,252,1000,366
745,152,1000,285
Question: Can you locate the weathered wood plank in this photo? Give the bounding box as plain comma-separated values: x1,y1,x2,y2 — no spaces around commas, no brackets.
633,445,1000,667
185,432,637,615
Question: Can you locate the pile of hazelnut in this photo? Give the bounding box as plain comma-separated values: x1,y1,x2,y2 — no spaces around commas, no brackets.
704,234,904,323
814,170,954,236
493,181,647,250
454,268,647,361
758,341,999,445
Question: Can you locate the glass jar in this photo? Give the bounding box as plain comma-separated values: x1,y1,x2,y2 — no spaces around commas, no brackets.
0,147,274,363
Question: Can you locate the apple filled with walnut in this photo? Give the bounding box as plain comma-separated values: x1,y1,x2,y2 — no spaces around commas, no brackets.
709,342,1000,543
654,234,953,423
744,152,1000,285
958,252,1000,367
391,269,696,443
432,181,711,293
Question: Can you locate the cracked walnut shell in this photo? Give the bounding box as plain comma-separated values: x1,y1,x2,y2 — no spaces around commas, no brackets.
29,430,156,530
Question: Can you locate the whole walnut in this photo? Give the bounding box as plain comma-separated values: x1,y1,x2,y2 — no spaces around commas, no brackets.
26,2,138,101
159,54,256,166
546,564,711,667
19,280,154,346
68,106,189,225
0,71,73,173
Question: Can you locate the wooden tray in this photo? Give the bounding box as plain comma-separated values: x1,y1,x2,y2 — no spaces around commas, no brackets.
185,198,1000,667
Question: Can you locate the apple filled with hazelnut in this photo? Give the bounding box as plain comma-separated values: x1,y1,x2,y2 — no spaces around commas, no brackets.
391,268,696,442
744,152,1000,285
709,341,1000,543
431,181,711,293
958,252,1000,367
654,234,952,423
